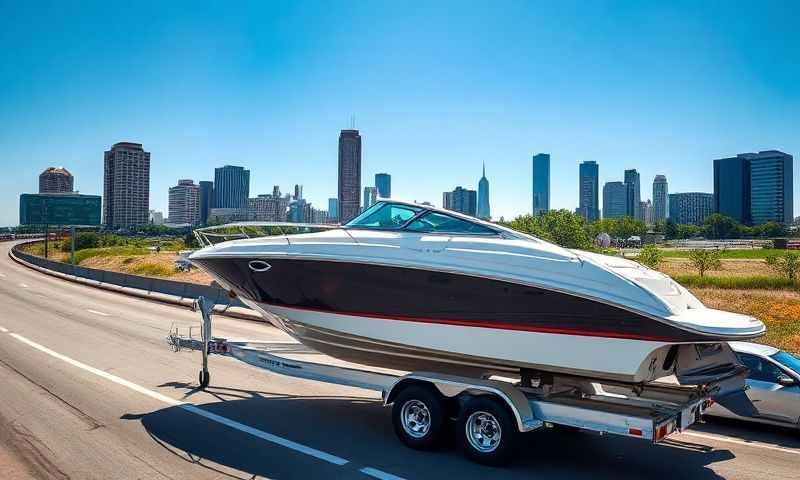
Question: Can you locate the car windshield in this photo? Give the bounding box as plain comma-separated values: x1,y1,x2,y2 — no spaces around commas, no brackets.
771,351,800,375
346,202,422,229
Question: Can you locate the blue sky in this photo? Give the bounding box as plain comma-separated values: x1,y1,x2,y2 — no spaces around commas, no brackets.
1,1,798,226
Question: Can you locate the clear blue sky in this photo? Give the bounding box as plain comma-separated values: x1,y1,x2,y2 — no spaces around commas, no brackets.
1,1,798,226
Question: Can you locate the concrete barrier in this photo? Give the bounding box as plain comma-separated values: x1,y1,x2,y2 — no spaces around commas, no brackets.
9,241,260,322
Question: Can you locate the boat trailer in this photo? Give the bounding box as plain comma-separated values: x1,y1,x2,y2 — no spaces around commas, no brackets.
167,296,715,466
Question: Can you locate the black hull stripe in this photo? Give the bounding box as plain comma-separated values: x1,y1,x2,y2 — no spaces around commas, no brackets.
258,302,674,342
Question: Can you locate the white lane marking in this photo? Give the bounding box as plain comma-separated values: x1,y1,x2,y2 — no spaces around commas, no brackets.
8,332,352,466
19,283,28,288
87,309,110,316
360,467,406,480
680,431,800,456
182,404,348,465
0,327,8,333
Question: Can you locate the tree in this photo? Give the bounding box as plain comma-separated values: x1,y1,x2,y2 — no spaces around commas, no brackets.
664,218,678,239
507,210,592,249
704,214,740,239
765,251,800,281
636,244,664,270
687,249,722,277
760,222,786,238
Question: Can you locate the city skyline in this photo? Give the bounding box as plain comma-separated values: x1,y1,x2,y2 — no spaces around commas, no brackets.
1,3,799,226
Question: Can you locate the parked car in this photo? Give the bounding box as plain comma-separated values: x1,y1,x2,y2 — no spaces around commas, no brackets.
705,342,800,429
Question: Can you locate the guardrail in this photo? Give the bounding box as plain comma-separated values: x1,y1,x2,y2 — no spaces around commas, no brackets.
10,241,248,310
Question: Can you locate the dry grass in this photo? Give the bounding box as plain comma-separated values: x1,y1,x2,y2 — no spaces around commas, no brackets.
691,288,800,354
660,258,773,278
80,253,214,284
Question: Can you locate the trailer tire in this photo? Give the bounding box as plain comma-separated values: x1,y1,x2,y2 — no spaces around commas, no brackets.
458,396,519,466
392,385,445,450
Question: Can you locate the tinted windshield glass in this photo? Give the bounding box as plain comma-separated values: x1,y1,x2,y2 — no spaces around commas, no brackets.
405,211,497,234
346,202,421,229
772,351,800,375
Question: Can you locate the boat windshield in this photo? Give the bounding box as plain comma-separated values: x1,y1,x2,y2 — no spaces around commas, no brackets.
405,211,497,235
346,202,422,229
771,351,800,375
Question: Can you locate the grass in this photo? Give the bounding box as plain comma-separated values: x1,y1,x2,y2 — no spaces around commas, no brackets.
71,246,150,265
128,263,174,276
661,248,785,259
675,275,798,290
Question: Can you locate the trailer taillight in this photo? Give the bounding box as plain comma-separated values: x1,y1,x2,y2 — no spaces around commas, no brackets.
628,428,642,437
655,420,676,442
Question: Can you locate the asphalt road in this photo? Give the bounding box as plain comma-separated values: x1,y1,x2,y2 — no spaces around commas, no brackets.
0,241,798,479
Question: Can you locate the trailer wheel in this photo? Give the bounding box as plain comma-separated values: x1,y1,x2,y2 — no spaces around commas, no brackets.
392,384,445,450
199,370,210,389
458,396,519,466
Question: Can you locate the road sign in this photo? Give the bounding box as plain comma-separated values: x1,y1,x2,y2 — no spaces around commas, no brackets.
19,194,102,226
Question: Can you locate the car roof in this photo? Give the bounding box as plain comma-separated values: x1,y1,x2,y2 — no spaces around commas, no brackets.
728,341,780,357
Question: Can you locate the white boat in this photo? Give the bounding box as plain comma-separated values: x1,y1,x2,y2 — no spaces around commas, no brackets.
190,200,764,386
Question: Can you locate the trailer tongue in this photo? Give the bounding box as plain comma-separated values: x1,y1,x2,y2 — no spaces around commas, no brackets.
166,296,744,466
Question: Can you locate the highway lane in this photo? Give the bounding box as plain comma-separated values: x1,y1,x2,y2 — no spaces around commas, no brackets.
0,241,798,479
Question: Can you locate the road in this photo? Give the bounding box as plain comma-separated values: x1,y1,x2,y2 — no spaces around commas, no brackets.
0,241,798,479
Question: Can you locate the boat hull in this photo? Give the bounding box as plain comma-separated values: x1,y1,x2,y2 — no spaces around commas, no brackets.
192,256,721,383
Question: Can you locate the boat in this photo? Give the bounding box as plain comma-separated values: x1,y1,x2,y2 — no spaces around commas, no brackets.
189,200,765,386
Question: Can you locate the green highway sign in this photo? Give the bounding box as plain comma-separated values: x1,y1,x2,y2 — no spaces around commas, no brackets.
19,194,102,226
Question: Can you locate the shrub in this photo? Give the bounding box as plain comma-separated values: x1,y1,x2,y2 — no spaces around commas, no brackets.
673,275,797,290
129,263,173,277
765,251,800,281
687,249,722,277
636,244,663,269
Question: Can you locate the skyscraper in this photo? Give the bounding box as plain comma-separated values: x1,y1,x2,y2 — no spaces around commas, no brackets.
294,184,303,200
477,163,491,220
577,161,599,222
168,179,200,225
652,175,668,222
443,186,477,217
714,150,794,225
532,153,550,215
669,193,714,225
375,173,391,199
103,142,150,228
363,186,378,211
624,169,641,219
338,129,362,223
602,181,627,219
639,200,654,226
39,167,74,193
749,151,793,224
198,180,213,226
214,165,250,208
328,198,339,222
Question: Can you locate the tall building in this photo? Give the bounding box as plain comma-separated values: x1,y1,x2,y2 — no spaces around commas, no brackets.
602,181,627,219
149,210,164,225
652,175,668,222
198,180,214,226
288,198,309,223
624,169,641,219
443,186,477,217
103,142,150,228
749,151,793,225
375,173,391,199
477,163,491,220
338,129,362,223
214,165,250,209
293,184,303,200
714,150,793,225
639,200,654,226
363,186,378,211
669,192,714,225
532,153,550,215
39,167,74,193
577,161,599,222
328,198,339,222
168,179,200,225
248,193,288,222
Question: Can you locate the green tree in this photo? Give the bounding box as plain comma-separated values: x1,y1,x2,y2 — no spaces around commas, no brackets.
765,251,800,281
687,249,722,277
760,222,786,238
704,214,740,239
636,244,664,270
664,218,678,239
508,210,591,249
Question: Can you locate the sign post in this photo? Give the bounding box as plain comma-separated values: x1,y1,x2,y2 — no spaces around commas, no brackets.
70,226,76,264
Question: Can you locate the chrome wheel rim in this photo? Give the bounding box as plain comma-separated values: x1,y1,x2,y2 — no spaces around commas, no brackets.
466,411,502,453
400,400,431,438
